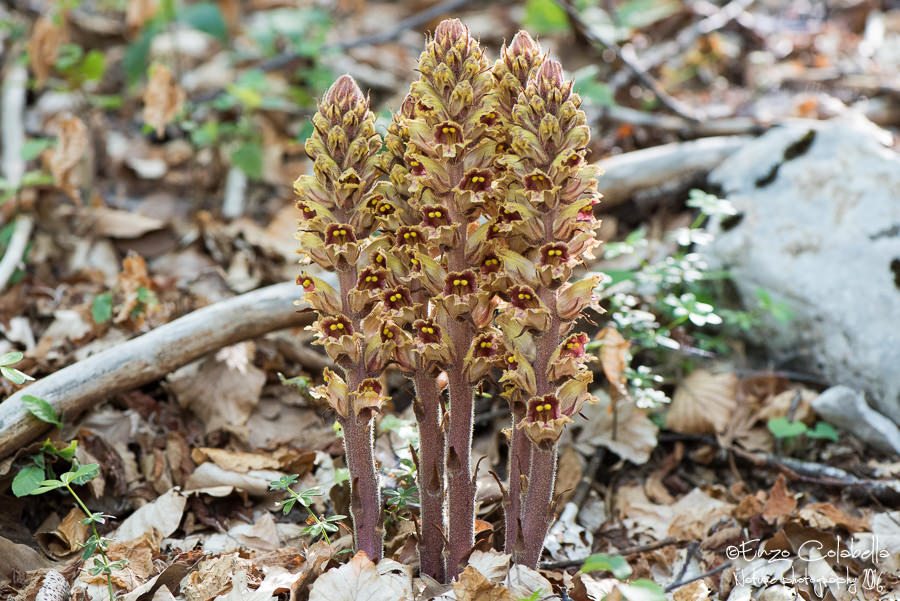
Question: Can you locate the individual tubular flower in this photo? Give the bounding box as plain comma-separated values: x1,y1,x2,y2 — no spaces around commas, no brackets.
497,55,603,568
295,75,386,561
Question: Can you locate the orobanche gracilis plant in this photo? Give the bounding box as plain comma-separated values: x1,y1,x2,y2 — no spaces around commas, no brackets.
294,19,603,581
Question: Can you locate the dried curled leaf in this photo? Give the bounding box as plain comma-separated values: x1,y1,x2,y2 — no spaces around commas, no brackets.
115,254,153,325
597,327,629,399
126,0,159,36
666,369,738,435
44,115,88,203
28,17,65,86
143,64,185,137
308,552,400,601
453,566,515,601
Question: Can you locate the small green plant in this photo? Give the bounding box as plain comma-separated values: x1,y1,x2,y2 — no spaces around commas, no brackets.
13,401,124,600
767,417,838,442
91,285,158,325
580,553,665,601
384,485,418,524
269,475,346,544
0,351,34,385
581,553,632,579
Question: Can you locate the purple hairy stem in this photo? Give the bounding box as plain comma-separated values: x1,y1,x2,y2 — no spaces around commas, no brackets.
504,405,527,553
412,368,446,581
339,385,383,561
520,443,557,567
444,195,477,579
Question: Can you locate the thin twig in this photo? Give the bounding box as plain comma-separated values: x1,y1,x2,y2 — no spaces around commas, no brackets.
571,447,605,509
664,561,731,592
0,214,34,293
556,0,704,121
540,537,683,570
608,0,755,93
658,431,900,503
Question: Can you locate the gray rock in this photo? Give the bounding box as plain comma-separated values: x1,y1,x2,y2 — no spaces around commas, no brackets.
812,386,900,455
705,115,900,424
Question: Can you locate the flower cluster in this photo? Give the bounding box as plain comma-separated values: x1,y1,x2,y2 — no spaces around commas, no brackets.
295,19,604,581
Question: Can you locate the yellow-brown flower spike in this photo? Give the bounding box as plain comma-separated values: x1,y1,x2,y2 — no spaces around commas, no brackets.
406,19,498,222
295,74,386,564
294,74,383,242
497,55,603,568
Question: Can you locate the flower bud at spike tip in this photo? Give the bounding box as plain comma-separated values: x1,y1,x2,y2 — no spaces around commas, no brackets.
323,74,366,111
434,18,468,48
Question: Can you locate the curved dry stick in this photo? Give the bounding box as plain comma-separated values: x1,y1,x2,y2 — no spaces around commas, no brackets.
597,135,751,209
0,282,310,458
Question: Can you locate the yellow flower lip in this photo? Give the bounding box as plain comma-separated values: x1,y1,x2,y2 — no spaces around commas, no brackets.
302,279,312,287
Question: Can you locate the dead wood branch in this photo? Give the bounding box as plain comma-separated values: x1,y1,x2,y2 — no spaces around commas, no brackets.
596,135,751,209
0,282,311,459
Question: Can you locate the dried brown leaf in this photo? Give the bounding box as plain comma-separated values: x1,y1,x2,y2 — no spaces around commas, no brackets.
667,370,739,435
126,0,159,35
597,327,629,399
28,17,65,86
143,64,185,138
762,474,797,523
797,502,869,533
36,507,89,558
453,566,516,601
308,551,399,601
115,254,153,324
672,580,710,601
44,115,88,203
578,391,658,464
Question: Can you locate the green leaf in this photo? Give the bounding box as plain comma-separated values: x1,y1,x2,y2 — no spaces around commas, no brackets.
79,50,106,82
55,43,84,70
123,29,156,86
179,3,227,42
87,94,123,110
12,465,46,497
617,580,666,601
523,0,569,33
44,439,77,460
22,395,62,427
62,463,99,486
21,139,54,161
33,479,64,494
92,292,113,324
0,351,23,366
573,66,614,107
230,143,263,179
767,417,808,439
807,421,839,442
581,553,632,579
1,365,33,385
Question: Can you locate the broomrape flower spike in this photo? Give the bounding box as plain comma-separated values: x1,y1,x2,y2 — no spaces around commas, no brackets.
297,20,604,581
295,74,386,562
